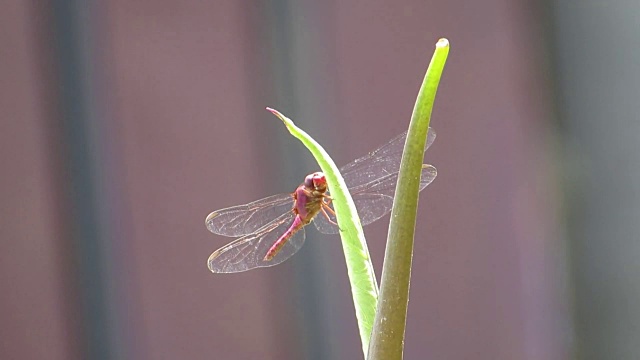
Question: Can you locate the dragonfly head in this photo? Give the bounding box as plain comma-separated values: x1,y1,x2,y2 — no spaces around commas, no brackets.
304,172,327,192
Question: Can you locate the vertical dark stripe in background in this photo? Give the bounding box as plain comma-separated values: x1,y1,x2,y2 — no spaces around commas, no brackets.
246,1,341,359
50,1,112,359
552,1,640,359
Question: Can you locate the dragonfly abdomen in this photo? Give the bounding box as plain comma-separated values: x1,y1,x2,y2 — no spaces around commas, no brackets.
263,215,305,261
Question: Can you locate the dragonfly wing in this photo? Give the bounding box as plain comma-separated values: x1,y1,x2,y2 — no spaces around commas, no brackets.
418,164,438,191
314,164,437,234
207,212,306,273
339,127,436,189
351,164,437,197
312,206,337,234
313,193,392,234
206,193,294,237
353,164,437,226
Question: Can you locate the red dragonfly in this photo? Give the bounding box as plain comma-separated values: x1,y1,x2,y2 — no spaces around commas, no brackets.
206,128,437,273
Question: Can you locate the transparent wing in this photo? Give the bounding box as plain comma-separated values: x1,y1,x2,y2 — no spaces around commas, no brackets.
205,193,294,237
314,164,437,234
339,127,436,189
207,212,306,273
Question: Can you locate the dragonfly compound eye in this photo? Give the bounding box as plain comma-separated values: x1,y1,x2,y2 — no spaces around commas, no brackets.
304,174,315,188
311,172,327,190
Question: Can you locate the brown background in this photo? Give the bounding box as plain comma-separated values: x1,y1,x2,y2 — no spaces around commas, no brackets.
3,1,639,359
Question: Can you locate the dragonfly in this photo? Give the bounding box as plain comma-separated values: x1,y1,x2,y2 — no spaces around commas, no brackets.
206,128,437,273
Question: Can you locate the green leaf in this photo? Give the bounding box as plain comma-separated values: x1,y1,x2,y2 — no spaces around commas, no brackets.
267,108,378,358
368,38,450,359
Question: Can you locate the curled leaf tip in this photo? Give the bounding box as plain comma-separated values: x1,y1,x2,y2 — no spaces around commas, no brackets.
266,107,291,129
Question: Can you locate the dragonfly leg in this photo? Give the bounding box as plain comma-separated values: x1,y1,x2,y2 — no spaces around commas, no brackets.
322,201,337,217
321,194,338,220
321,202,340,229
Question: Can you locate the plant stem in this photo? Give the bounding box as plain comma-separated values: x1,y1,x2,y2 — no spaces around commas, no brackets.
367,38,449,360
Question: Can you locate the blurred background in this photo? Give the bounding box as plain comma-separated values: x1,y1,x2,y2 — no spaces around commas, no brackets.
2,1,638,359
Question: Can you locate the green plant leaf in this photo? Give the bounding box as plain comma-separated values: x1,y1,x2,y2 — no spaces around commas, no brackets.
267,108,378,358
368,38,450,360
